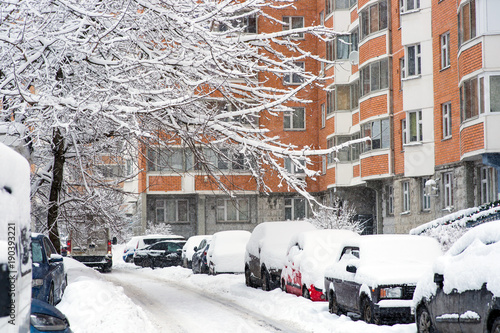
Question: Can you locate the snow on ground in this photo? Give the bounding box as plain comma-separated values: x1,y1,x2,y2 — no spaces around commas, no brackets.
58,244,417,333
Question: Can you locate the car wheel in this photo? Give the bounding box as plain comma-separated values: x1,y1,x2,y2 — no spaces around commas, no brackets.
48,285,54,306
416,306,435,333
245,267,253,287
143,258,152,268
302,286,310,299
361,297,374,324
261,269,270,291
491,317,500,333
329,291,340,315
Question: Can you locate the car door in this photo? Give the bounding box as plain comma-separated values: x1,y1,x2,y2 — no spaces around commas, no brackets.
428,276,462,333
334,247,360,312
43,238,64,299
458,284,490,333
285,245,301,295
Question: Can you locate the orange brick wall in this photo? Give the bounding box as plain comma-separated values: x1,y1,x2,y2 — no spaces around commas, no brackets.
359,95,388,121
360,154,389,178
359,35,387,65
149,176,182,191
458,43,483,80
460,122,484,156
353,164,360,178
195,175,257,192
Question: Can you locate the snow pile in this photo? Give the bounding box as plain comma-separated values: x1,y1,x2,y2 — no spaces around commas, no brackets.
413,221,500,305
326,235,442,287
246,221,316,270
207,230,250,273
57,258,155,333
282,229,359,290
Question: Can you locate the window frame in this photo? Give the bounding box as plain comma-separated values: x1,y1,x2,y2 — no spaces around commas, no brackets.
362,118,390,152
321,103,326,128
400,0,420,13
402,181,411,213
405,44,421,78
421,177,431,211
359,0,388,41
283,61,305,85
406,110,423,143
284,107,306,130
440,32,450,69
282,16,305,39
459,0,476,46
216,198,250,222
156,199,190,223
386,185,394,216
443,172,454,209
284,197,306,221
442,102,452,139
360,59,389,96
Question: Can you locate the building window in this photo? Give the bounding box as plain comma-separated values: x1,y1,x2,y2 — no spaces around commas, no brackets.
282,16,304,39
335,134,361,162
198,148,249,171
284,62,305,84
401,118,407,146
322,155,327,175
284,107,305,130
285,198,306,220
443,172,453,209
321,103,326,128
360,0,388,40
218,14,257,34
400,0,420,13
441,32,450,69
480,167,496,204
402,181,410,213
405,110,423,143
460,77,485,122
156,199,189,223
217,198,249,222
386,185,394,216
148,148,193,172
405,44,421,77
421,177,431,211
442,102,452,139
490,76,500,112
327,32,359,61
284,157,305,174
459,1,476,46
320,11,325,26
326,88,335,114
362,118,390,152
327,137,335,165
360,59,389,96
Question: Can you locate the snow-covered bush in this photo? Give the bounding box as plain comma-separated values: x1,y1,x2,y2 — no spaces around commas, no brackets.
305,198,362,234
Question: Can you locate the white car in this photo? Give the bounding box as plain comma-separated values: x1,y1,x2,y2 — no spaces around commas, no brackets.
207,230,251,275
182,235,212,268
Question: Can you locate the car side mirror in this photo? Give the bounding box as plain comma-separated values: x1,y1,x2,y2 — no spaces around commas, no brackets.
49,254,63,263
346,265,357,274
434,273,444,288
112,237,118,245
194,246,198,252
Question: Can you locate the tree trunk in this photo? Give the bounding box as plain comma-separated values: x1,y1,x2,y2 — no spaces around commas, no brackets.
47,128,65,253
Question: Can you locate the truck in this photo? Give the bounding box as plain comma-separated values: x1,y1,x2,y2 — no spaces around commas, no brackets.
67,227,117,272
0,142,32,332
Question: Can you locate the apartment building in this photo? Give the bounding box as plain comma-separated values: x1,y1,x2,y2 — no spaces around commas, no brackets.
135,0,500,237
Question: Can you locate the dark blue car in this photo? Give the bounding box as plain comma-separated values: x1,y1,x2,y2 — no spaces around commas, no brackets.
31,298,72,333
31,234,67,305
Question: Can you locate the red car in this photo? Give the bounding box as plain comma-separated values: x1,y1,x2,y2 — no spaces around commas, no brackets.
281,229,359,301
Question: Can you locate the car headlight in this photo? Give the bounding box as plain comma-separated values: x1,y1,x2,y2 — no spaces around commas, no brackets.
31,312,69,331
379,287,402,299
32,279,44,287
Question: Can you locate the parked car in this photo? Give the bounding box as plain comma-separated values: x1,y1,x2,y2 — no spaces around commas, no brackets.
207,230,251,275
414,221,500,333
133,240,185,268
192,239,211,274
31,298,72,333
324,235,442,325
245,221,316,291
125,234,186,263
182,235,212,268
281,229,359,301
31,234,67,306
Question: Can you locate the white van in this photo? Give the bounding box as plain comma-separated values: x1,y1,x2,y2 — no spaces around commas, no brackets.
0,142,32,332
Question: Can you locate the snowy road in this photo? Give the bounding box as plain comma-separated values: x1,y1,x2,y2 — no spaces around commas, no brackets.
104,267,299,333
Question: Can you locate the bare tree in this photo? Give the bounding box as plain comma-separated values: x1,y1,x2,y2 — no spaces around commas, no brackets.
1,0,363,250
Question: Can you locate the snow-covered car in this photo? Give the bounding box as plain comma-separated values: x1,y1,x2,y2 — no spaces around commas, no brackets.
207,230,251,275
245,221,316,291
192,239,211,274
182,235,212,268
31,234,67,305
281,229,359,301
31,298,72,333
324,235,442,325
414,221,500,333
133,240,185,268
126,234,186,263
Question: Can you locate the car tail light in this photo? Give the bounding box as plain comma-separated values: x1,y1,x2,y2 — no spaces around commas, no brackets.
203,251,207,256
107,240,112,254
67,239,71,254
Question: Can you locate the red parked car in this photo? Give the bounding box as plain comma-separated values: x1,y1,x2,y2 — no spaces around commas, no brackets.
281,229,359,301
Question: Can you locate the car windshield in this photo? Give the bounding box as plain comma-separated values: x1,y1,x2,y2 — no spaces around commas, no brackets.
32,240,44,263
